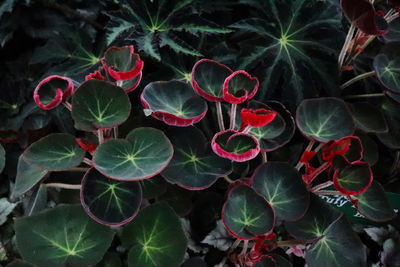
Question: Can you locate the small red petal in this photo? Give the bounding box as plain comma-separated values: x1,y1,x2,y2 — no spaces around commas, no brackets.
76,138,97,153
240,108,277,127
85,70,105,81
300,151,317,163
341,65,354,71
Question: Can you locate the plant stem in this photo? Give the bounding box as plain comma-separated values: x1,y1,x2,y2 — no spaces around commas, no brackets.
45,183,81,190
240,240,249,255
343,93,385,100
307,162,330,184
216,102,225,131
97,129,104,144
338,23,356,69
63,102,72,111
224,176,235,184
261,151,267,163
340,71,376,90
295,140,315,170
314,190,345,196
113,127,119,138
83,158,93,166
277,239,308,248
312,181,333,192
230,104,237,130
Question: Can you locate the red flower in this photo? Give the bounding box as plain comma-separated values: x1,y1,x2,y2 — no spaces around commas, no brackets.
240,108,277,127
33,75,74,110
101,45,144,81
85,70,105,81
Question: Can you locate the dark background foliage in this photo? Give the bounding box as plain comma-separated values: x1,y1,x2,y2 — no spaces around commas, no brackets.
0,0,399,266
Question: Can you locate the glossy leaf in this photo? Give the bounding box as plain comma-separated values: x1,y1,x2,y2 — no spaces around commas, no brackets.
80,168,142,226
141,80,208,126
212,130,260,162
233,0,342,104
33,75,74,110
374,42,400,94
105,0,230,60
252,162,309,221
22,133,85,171
15,205,114,267
121,202,188,267
376,117,400,149
161,127,232,190
306,215,367,267
24,184,47,216
0,143,4,173
350,102,388,133
333,162,373,195
12,156,48,199
0,198,17,226
383,17,400,42
253,101,294,152
357,133,379,166
101,45,144,81
94,127,173,181
191,59,233,102
71,80,131,131
222,70,259,104
285,194,341,241
222,185,275,240
351,181,396,222
157,185,193,216
296,97,355,143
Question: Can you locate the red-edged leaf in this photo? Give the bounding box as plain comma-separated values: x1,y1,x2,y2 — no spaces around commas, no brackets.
212,130,260,162
141,80,208,127
85,70,105,81
333,161,373,195
340,0,388,35
240,108,277,128
33,75,74,110
222,185,275,240
101,45,144,81
191,59,233,102
321,136,363,162
223,70,259,104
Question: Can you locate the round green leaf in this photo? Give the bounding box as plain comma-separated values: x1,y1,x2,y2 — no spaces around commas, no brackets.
306,215,366,267
333,162,372,195
94,127,173,181
15,204,114,267
81,168,142,226
157,185,193,216
296,97,354,142
350,103,388,133
161,127,232,190
121,202,188,267
374,42,400,94
141,80,208,126
22,133,85,171
191,59,232,102
12,156,48,199
376,118,400,149
222,185,275,240
351,181,396,222
383,17,400,42
0,143,5,174
285,194,341,241
71,80,131,131
357,133,379,166
252,162,309,221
